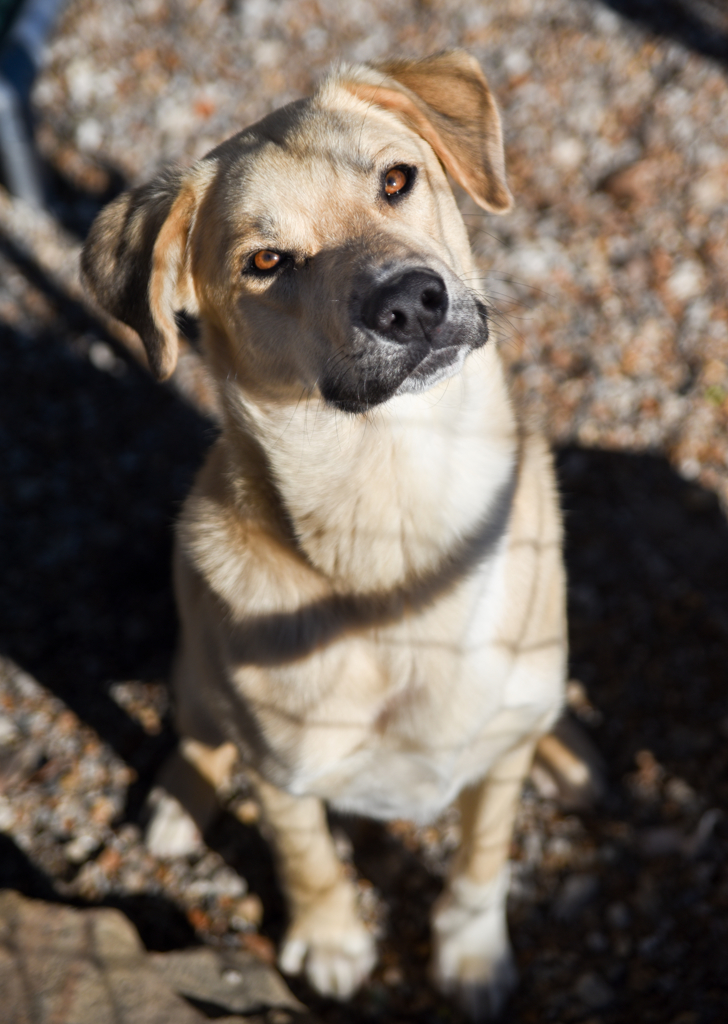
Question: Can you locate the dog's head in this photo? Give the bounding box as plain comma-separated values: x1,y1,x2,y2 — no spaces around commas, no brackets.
82,51,511,413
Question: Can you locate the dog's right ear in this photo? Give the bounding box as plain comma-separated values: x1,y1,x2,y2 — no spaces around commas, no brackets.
336,51,512,215
81,165,210,380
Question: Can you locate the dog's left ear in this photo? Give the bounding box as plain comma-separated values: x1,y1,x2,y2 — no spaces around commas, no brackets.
340,51,512,214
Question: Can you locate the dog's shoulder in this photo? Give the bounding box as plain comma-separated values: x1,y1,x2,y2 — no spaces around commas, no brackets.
177,437,327,615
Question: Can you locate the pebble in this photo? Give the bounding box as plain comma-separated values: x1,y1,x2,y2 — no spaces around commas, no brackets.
586,931,608,953
231,894,264,931
606,901,631,930
553,873,600,921
0,714,19,748
64,833,100,864
210,866,247,898
0,796,17,832
575,972,616,1010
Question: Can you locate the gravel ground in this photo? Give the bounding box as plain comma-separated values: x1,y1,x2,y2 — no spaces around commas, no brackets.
1,1,728,1021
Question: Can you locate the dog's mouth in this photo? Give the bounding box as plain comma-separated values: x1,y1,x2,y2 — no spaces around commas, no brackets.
395,342,468,395
319,291,490,414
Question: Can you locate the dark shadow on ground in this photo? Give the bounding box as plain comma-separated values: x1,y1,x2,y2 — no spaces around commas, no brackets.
0,243,214,786
0,833,58,903
589,0,728,66
204,809,286,938
559,444,728,790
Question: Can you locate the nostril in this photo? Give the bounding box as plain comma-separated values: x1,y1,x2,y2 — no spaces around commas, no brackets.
421,286,445,312
378,308,407,331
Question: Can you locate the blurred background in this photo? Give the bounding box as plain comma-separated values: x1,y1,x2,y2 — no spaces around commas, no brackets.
0,1,727,1022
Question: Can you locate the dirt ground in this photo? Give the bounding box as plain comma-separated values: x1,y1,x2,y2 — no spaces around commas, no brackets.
1,1,728,1022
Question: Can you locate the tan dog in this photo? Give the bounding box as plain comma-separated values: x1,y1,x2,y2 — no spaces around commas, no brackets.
82,52,570,1019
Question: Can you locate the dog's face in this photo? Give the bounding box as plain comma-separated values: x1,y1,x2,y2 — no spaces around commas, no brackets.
82,52,512,413
193,102,490,413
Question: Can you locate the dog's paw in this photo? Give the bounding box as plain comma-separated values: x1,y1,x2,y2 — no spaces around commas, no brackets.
431,868,517,1021
280,926,375,999
279,883,376,999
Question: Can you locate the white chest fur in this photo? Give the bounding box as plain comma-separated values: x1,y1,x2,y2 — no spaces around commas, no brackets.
178,347,564,824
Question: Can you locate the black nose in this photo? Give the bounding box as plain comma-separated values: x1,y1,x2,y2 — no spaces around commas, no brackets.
360,269,448,343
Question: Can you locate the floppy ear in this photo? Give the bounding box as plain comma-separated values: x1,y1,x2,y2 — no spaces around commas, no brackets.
340,50,512,214
81,166,206,379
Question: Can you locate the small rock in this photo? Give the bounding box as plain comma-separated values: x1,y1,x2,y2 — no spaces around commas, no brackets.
664,777,697,809
210,865,246,898
0,795,16,832
637,826,683,857
0,713,19,748
639,932,663,956
0,740,44,788
546,835,573,864
231,893,264,931
606,901,631,930
97,846,122,875
383,964,404,987
64,833,100,864
553,873,600,921
503,48,531,77
90,795,117,827
552,136,586,171
637,810,722,859
691,165,728,212
666,261,706,303
89,340,119,372
575,971,615,1009
586,930,608,952
145,788,203,859
684,809,722,858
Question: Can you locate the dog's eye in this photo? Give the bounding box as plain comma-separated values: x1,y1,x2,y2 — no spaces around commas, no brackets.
382,165,416,201
244,249,294,278
384,168,407,195
252,250,282,272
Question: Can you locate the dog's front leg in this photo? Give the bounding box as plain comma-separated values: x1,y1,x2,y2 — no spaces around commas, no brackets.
252,774,376,999
432,736,537,1021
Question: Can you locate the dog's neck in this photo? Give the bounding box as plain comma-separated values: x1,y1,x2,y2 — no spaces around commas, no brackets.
221,345,518,594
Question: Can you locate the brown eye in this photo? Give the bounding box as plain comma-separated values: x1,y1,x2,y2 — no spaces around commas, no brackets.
384,167,408,196
253,250,281,272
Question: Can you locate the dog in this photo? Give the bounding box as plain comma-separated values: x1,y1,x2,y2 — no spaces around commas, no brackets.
82,51,580,1019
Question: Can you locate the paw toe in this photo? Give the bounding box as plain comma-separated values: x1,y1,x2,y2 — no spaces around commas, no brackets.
279,923,375,999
